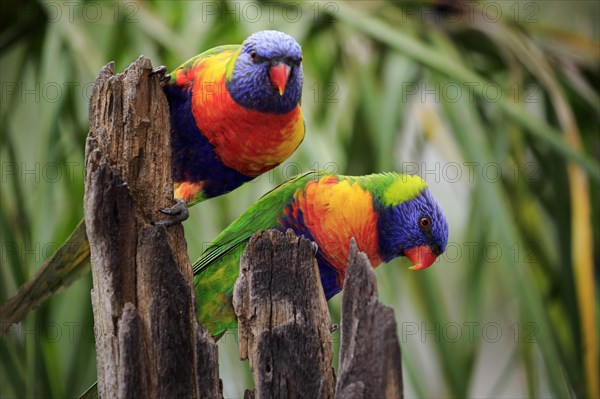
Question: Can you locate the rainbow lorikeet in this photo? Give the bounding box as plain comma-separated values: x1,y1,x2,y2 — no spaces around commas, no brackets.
166,29,304,205
0,30,305,329
194,171,449,336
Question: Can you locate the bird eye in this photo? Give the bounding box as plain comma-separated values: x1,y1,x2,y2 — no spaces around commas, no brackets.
250,51,257,60
419,216,432,230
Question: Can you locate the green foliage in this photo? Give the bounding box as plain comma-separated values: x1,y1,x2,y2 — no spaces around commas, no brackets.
1,1,598,397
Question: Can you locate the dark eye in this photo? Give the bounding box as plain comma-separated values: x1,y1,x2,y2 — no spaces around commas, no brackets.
419,216,432,230
290,57,302,66
250,51,257,60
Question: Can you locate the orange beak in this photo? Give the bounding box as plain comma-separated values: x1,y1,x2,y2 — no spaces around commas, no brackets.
405,245,438,270
269,63,291,95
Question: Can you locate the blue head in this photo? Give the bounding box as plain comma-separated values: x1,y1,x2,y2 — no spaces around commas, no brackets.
376,185,448,270
226,30,303,114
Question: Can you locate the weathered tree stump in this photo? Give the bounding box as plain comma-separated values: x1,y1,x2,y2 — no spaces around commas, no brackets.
335,239,403,398
235,232,404,398
233,229,336,399
84,56,220,398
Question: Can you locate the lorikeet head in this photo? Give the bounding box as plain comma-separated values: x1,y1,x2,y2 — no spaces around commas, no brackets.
227,30,303,114
375,176,449,270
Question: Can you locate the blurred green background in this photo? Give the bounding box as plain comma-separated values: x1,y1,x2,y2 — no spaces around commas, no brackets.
1,0,598,398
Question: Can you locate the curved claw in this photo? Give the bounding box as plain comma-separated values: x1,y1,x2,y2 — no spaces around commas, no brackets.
150,65,171,87
152,198,189,227
151,65,167,76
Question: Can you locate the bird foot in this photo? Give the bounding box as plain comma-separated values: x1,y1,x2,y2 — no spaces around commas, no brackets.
152,198,189,227
150,65,171,87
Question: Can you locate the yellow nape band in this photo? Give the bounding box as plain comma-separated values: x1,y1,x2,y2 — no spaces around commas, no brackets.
383,174,427,206
225,48,241,81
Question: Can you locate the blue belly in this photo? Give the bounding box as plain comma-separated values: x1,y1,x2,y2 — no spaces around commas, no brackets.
164,84,252,200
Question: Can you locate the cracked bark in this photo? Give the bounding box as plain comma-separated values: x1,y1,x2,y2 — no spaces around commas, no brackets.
233,229,336,399
334,239,404,399
84,56,221,398
235,232,404,399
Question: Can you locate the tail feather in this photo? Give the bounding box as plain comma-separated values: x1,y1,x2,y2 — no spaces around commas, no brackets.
0,220,91,334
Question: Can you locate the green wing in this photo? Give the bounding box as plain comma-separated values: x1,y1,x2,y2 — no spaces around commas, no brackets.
192,171,318,275
192,171,322,335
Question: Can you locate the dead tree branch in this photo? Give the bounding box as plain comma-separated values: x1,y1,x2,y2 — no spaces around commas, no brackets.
335,238,403,399
84,56,220,398
234,229,336,399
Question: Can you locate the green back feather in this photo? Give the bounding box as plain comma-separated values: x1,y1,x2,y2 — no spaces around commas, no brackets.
192,171,317,275
193,171,428,275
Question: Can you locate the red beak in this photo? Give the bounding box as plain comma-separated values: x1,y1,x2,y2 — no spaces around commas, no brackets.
269,63,291,95
404,245,438,270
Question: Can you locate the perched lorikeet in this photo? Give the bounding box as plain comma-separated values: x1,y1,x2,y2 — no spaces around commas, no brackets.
0,30,305,329
194,171,449,336
165,29,304,205
75,170,447,399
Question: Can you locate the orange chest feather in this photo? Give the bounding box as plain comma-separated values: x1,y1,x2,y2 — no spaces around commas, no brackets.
294,177,382,277
177,56,304,177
